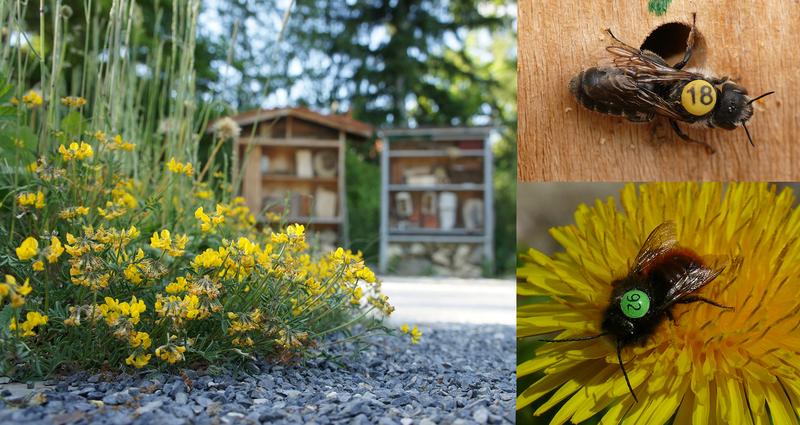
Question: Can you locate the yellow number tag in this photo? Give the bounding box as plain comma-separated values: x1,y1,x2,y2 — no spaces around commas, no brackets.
681,80,717,116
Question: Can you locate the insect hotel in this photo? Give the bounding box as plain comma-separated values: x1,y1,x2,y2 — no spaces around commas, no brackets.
378,127,494,277
223,108,374,248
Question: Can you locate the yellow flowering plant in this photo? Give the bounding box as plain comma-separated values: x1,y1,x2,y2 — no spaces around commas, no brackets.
0,117,394,376
0,0,403,380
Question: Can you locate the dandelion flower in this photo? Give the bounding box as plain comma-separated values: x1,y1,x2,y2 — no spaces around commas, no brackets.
517,183,800,424
212,116,241,140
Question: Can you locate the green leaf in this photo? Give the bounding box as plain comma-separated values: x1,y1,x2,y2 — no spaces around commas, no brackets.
0,121,37,163
0,106,16,121
60,110,85,135
0,83,13,103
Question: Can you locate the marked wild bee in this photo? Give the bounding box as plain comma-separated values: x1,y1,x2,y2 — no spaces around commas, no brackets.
570,14,774,154
541,222,733,401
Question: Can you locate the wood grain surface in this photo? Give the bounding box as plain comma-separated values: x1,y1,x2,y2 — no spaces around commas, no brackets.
518,0,800,181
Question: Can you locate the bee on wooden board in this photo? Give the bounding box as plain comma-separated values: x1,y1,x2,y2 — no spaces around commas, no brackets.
570,13,774,154
540,222,733,402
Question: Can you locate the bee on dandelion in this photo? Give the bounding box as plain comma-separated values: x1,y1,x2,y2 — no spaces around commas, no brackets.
518,183,800,424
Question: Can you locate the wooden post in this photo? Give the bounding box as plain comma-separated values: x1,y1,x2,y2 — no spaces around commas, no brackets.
338,130,349,247
518,1,800,181
379,135,390,273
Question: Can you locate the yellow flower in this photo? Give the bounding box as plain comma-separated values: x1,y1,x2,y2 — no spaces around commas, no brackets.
0,275,32,308
166,157,194,177
518,183,800,424
125,353,152,368
155,294,201,321
194,206,224,233
32,260,44,271
17,191,45,209
165,276,189,294
60,96,87,108
195,189,212,200
108,134,135,151
150,230,188,257
22,90,43,107
400,324,422,344
58,142,93,161
59,206,90,220
45,236,64,263
124,262,143,285
409,326,422,344
10,311,48,337
99,296,146,327
94,131,107,143
129,331,152,350
155,343,186,364
16,237,38,261
192,247,227,270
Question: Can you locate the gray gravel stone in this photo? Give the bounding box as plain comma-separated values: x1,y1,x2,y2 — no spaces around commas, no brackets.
0,324,513,424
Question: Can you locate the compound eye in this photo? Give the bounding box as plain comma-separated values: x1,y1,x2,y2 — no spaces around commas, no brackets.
681,80,717,116
620,289,650,319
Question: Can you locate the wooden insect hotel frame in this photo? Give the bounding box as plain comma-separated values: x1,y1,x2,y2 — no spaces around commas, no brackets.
221,108,373,246
378,127,494,277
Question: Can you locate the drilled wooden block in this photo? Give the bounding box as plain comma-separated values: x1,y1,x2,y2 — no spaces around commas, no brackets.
518,1,800,181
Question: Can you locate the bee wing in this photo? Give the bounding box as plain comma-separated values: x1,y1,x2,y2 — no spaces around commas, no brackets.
632,222,679,274
632,86,686,120
590,70,686,121
663,264,724,305
606,45,698,81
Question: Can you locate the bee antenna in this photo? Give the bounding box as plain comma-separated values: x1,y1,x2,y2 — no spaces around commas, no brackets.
617,340,638,403
539,332,608,343
747,91,775,105
743,122,755,148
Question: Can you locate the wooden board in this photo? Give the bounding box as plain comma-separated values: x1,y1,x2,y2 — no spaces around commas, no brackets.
518,0,800,181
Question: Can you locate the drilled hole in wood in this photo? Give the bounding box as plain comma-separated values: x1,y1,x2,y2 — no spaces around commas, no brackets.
640,22,697,66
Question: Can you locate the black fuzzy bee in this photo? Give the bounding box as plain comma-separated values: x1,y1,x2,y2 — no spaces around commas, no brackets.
541,222,733,402
570,14,774,154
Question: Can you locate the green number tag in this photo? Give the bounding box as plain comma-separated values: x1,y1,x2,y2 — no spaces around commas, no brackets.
620,289,650,319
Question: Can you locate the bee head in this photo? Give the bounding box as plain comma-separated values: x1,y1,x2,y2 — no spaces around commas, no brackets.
712,83,751,129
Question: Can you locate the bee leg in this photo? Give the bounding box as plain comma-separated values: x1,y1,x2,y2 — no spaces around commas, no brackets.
672,13,697,70
676,295,735,311
711,76,730,85
605,28,636,49
669,119,716,154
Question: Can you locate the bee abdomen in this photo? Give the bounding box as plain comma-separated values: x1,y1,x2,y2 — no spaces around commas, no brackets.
570,67,653,122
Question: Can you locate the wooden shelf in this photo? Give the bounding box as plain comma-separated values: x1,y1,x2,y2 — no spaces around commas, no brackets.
285,216,343,225
387,183,484,191
262,174,337,183
388,149,484,158
389,228,485,236
386,234,486,244
240,137,341,148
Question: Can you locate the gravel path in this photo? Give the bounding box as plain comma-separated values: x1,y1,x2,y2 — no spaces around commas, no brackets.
0,324,514,424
